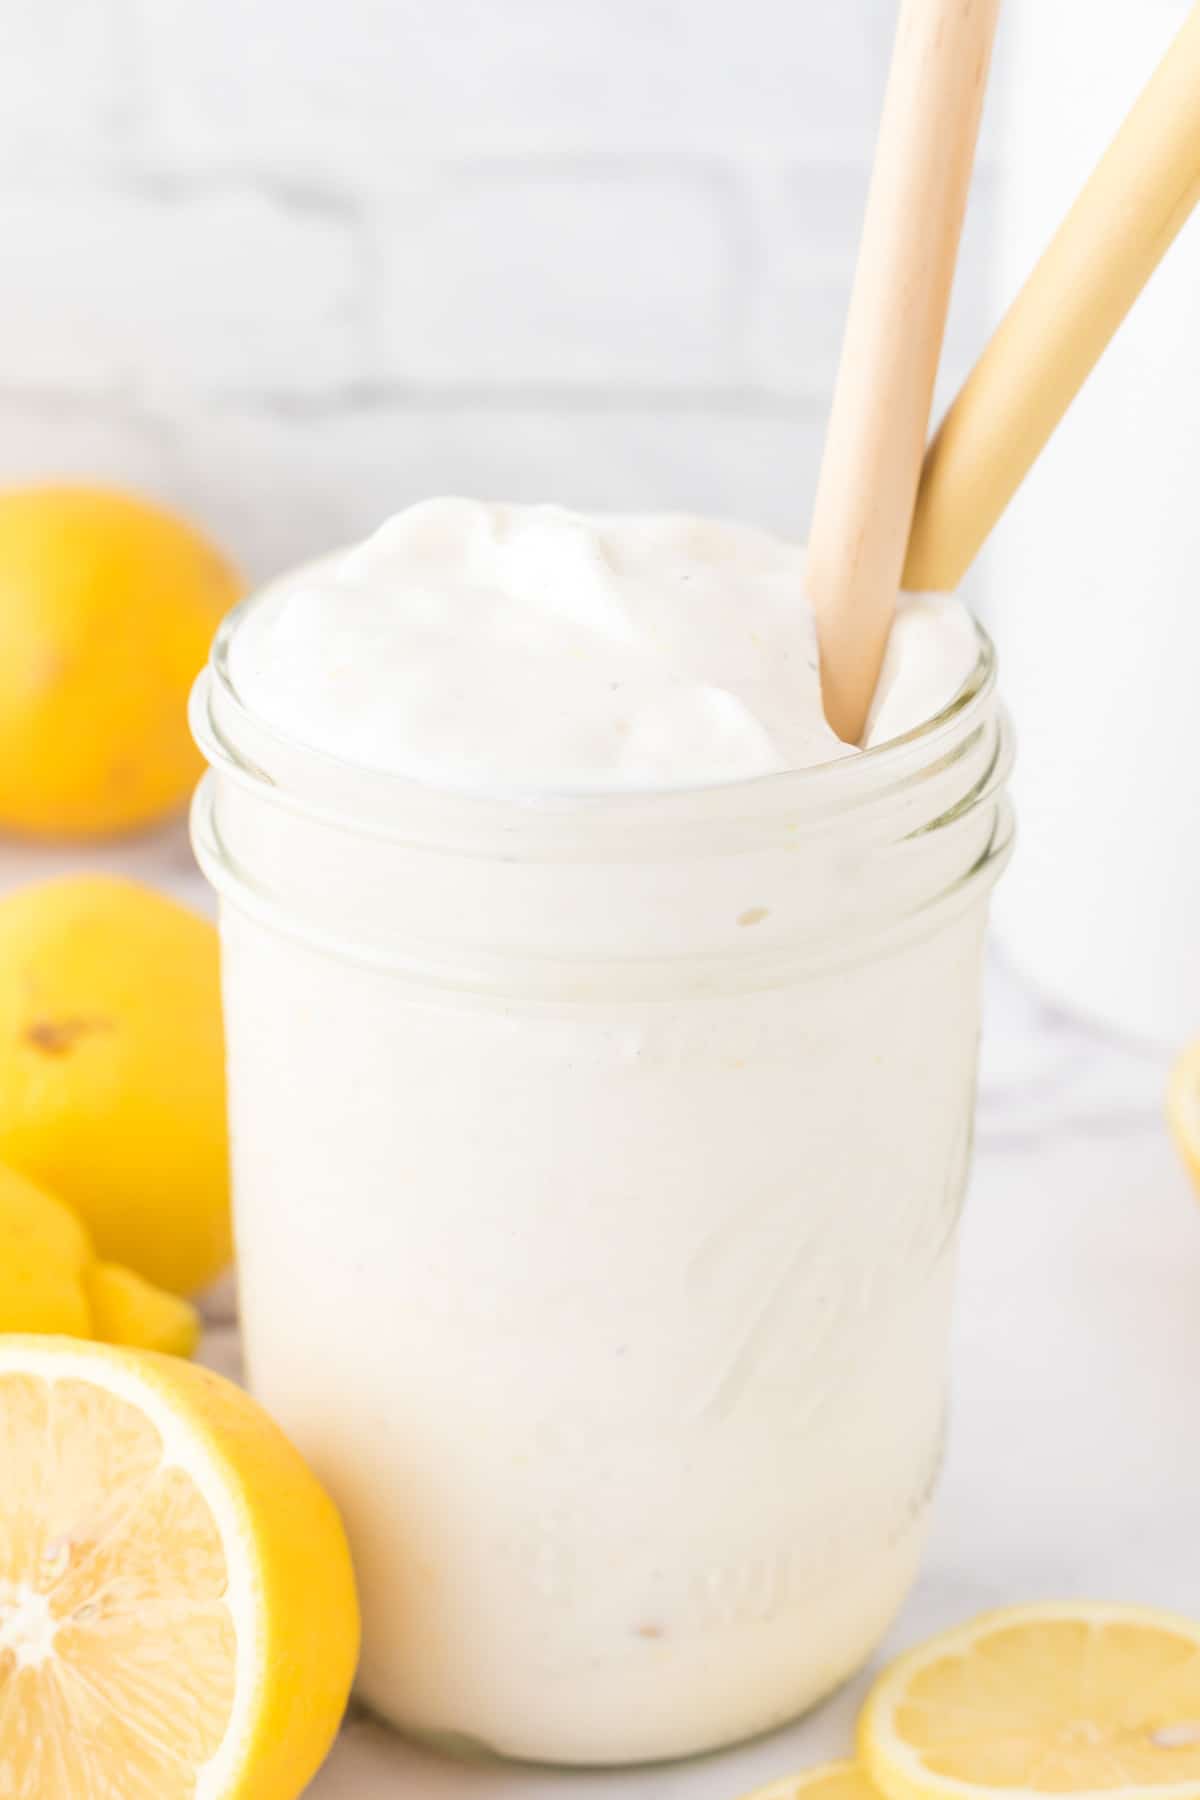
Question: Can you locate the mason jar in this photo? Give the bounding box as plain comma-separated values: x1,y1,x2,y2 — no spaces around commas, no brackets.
191,596,1012,1768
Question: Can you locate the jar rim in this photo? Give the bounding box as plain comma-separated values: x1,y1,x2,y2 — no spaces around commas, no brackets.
193,584,999,845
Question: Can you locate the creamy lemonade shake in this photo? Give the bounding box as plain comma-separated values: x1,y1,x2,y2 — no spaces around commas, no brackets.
192,499,1011,1766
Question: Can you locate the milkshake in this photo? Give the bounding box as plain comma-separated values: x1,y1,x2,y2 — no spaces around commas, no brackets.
191,499,1011,1766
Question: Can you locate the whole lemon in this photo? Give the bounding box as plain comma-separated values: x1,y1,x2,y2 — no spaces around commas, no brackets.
1169,1037,1200,1197
0,483,240,838
0,874,230,1294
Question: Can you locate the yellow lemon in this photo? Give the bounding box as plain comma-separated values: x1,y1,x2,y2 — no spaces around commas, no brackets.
859,1602,1200,1800
741,1762,883,1800
0,874,230,1294
0,1161,92,1337
0,1160,200,1354
0,1335,359,1798
0,483,240,839
85,1261,201,1357
1168,1039,1200,1196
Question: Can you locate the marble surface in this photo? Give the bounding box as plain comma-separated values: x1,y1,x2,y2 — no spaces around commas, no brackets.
4,825,1198,1799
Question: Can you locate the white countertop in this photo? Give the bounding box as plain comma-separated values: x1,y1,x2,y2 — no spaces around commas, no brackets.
5,827,1198,1800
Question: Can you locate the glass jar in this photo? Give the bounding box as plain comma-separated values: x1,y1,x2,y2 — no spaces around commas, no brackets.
191,600,1012,1768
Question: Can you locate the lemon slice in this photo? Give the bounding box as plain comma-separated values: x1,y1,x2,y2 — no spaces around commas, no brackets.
0,1335,359,1799
741,1759,883,1800
1168,1041,1200,1194
860,1604,1200,1800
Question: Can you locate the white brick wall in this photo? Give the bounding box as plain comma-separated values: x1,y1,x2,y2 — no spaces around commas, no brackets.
372,159,745,388
0,0,1000,583
129,0,893,161
0,174,359,400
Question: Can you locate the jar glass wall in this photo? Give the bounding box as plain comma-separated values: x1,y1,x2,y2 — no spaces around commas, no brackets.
191,599,1012,1767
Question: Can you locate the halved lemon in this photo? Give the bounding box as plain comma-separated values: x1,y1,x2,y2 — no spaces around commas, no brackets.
0,1335,359,1798
741,1759,883,1800
1168,1040,1200,1195
860,1603,1200,1800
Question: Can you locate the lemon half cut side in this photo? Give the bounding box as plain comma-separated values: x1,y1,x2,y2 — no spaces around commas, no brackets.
0,1336,359,1800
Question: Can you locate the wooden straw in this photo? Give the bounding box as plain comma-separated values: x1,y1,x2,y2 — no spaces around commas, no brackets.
808,0,1001,745
906,1,1200,593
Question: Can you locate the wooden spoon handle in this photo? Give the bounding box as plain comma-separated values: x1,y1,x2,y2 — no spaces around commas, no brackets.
905,2,1200,593
808,0,1002,744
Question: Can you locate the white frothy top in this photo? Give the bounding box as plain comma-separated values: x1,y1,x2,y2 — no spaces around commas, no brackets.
229,497,979,794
